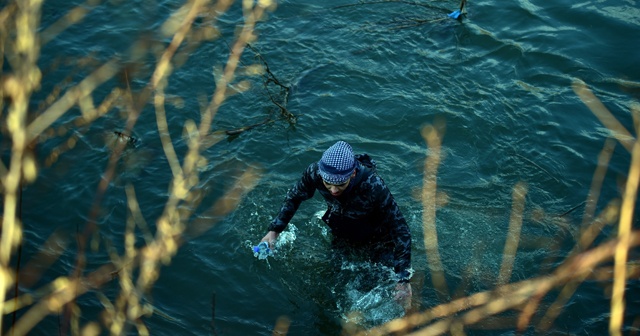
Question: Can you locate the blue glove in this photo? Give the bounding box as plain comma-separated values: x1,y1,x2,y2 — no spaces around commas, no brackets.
448,10,462,19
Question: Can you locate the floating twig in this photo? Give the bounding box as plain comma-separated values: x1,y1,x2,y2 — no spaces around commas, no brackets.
247,44,297,124
224,119,273,136
248,44,289,92
388,17,448,30
558,201,586,218
332,0,445,12
514,152,560,184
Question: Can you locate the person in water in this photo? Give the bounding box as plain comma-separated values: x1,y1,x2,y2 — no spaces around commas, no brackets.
261,141,412,308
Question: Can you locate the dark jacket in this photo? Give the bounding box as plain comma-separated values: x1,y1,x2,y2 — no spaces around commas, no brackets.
268,154,412,282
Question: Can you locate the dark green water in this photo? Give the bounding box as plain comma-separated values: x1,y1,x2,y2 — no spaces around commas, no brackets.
5,0,640,335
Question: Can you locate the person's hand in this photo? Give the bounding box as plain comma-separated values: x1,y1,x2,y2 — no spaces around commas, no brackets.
394,282,412,312
261,231,279,249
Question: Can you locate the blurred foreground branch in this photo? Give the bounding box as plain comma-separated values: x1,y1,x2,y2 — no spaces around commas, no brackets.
358,81,639,335
1,0,274,334
420,118,449,301
362,230,640,336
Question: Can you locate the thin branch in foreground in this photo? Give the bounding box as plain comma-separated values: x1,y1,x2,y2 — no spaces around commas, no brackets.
39,0,103,46
1,1,44,331
496,182,527,286
420,117,449,301
7,264,117,336
610,135,640,336
581,138,617,237
531,200,620,332
25,59,121,143
573,79,636,153
362,231,640,336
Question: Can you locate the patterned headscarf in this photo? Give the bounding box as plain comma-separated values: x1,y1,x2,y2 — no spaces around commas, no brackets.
318,141,356,184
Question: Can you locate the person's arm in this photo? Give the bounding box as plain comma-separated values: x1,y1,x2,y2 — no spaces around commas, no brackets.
390,214,412,283
266,163,318,234
373,175,412,282
375,178,413,310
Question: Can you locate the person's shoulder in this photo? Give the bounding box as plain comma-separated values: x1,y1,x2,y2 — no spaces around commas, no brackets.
368,171,387,185
357,168,386,189
310,161,322,174
302,161,321,180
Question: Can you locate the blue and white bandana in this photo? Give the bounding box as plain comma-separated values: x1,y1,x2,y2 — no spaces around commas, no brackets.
318,141,356,184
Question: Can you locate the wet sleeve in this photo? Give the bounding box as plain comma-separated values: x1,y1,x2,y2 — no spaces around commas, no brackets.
375,178,412,282
267,164,318,233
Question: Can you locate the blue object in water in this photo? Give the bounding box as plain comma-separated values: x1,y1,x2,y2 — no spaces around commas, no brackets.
253,241,273,260
448,10,462,19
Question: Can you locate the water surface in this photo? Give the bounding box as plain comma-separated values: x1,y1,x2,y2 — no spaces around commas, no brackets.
9,0,640,334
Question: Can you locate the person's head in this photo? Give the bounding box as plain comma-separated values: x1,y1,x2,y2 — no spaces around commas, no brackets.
318,141,356,197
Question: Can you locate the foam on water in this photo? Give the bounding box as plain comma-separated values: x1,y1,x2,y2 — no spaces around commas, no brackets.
334,262,406,329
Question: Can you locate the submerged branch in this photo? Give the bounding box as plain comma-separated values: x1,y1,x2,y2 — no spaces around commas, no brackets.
225,119,273,136
247,44,297,124
332,0,445,12
513,152,560,184
558,201,586,218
